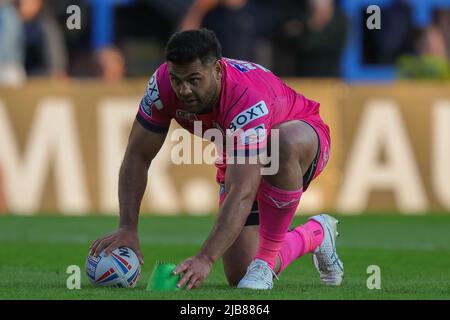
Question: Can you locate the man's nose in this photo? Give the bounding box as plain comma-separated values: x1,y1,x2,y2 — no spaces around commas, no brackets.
179,82,192,97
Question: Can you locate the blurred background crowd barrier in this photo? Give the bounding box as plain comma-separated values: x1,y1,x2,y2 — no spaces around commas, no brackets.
1,0,450,215
1,0,450,83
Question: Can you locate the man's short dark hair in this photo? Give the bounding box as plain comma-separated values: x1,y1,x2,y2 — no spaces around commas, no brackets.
165,29,222,65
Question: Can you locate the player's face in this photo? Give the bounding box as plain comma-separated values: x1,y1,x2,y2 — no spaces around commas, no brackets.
168,59,222,113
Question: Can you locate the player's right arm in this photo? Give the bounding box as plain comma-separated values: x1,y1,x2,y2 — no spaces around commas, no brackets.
118,119,167,231
90,66,171,264
90,120,167,264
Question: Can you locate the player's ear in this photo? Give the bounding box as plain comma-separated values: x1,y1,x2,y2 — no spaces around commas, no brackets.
213,60,222,80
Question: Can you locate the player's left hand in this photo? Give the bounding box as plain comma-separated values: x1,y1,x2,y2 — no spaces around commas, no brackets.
174,254,213,290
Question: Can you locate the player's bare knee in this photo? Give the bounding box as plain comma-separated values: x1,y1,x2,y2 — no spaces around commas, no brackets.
273,127,301,165
277,122,317,168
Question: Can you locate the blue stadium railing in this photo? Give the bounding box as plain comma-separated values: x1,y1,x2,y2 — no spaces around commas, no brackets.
90,0,135,50
341,0,450,82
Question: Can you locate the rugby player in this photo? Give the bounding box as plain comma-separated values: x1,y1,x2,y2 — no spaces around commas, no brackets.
90,28,344,290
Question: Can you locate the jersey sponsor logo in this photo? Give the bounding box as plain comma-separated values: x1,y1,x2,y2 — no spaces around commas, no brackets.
140,98,152,118
239,124,266,145
227,59,253,72
141,69,164,118
226,58,270,73
228,100,268,132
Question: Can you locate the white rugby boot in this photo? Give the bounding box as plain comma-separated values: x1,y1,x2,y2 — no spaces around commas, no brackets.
309,214,344,286
237,258,278,290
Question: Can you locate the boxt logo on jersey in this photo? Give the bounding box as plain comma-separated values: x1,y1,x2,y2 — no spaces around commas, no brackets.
228,101,269,132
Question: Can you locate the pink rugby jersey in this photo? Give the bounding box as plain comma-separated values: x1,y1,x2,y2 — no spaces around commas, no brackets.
137,58,330,184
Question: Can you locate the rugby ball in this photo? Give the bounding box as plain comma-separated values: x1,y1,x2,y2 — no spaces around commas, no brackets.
86,247,141,288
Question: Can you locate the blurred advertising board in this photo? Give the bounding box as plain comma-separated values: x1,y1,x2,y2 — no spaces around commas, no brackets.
0,80,449,215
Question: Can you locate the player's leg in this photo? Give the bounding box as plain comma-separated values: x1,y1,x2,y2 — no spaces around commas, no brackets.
218,180,259,286
219,120,313,286
222,224,259,286
237,120,325,289
222,202,287,286
221,205,324,287
221,211,284,286
272,132,326,275
224,120,342,288
274,122,343,286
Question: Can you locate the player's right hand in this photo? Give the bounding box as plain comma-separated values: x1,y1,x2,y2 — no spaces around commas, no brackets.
89,228,144,265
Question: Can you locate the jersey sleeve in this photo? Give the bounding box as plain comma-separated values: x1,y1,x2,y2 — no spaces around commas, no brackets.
223,91,272,158
136,67,172,134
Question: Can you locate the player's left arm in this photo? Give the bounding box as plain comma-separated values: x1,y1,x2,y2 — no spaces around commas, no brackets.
203,160,262,258
174,94,272,289
174,160,262,290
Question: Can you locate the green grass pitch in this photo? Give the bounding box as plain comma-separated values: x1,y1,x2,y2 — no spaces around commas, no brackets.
0,214,449,300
